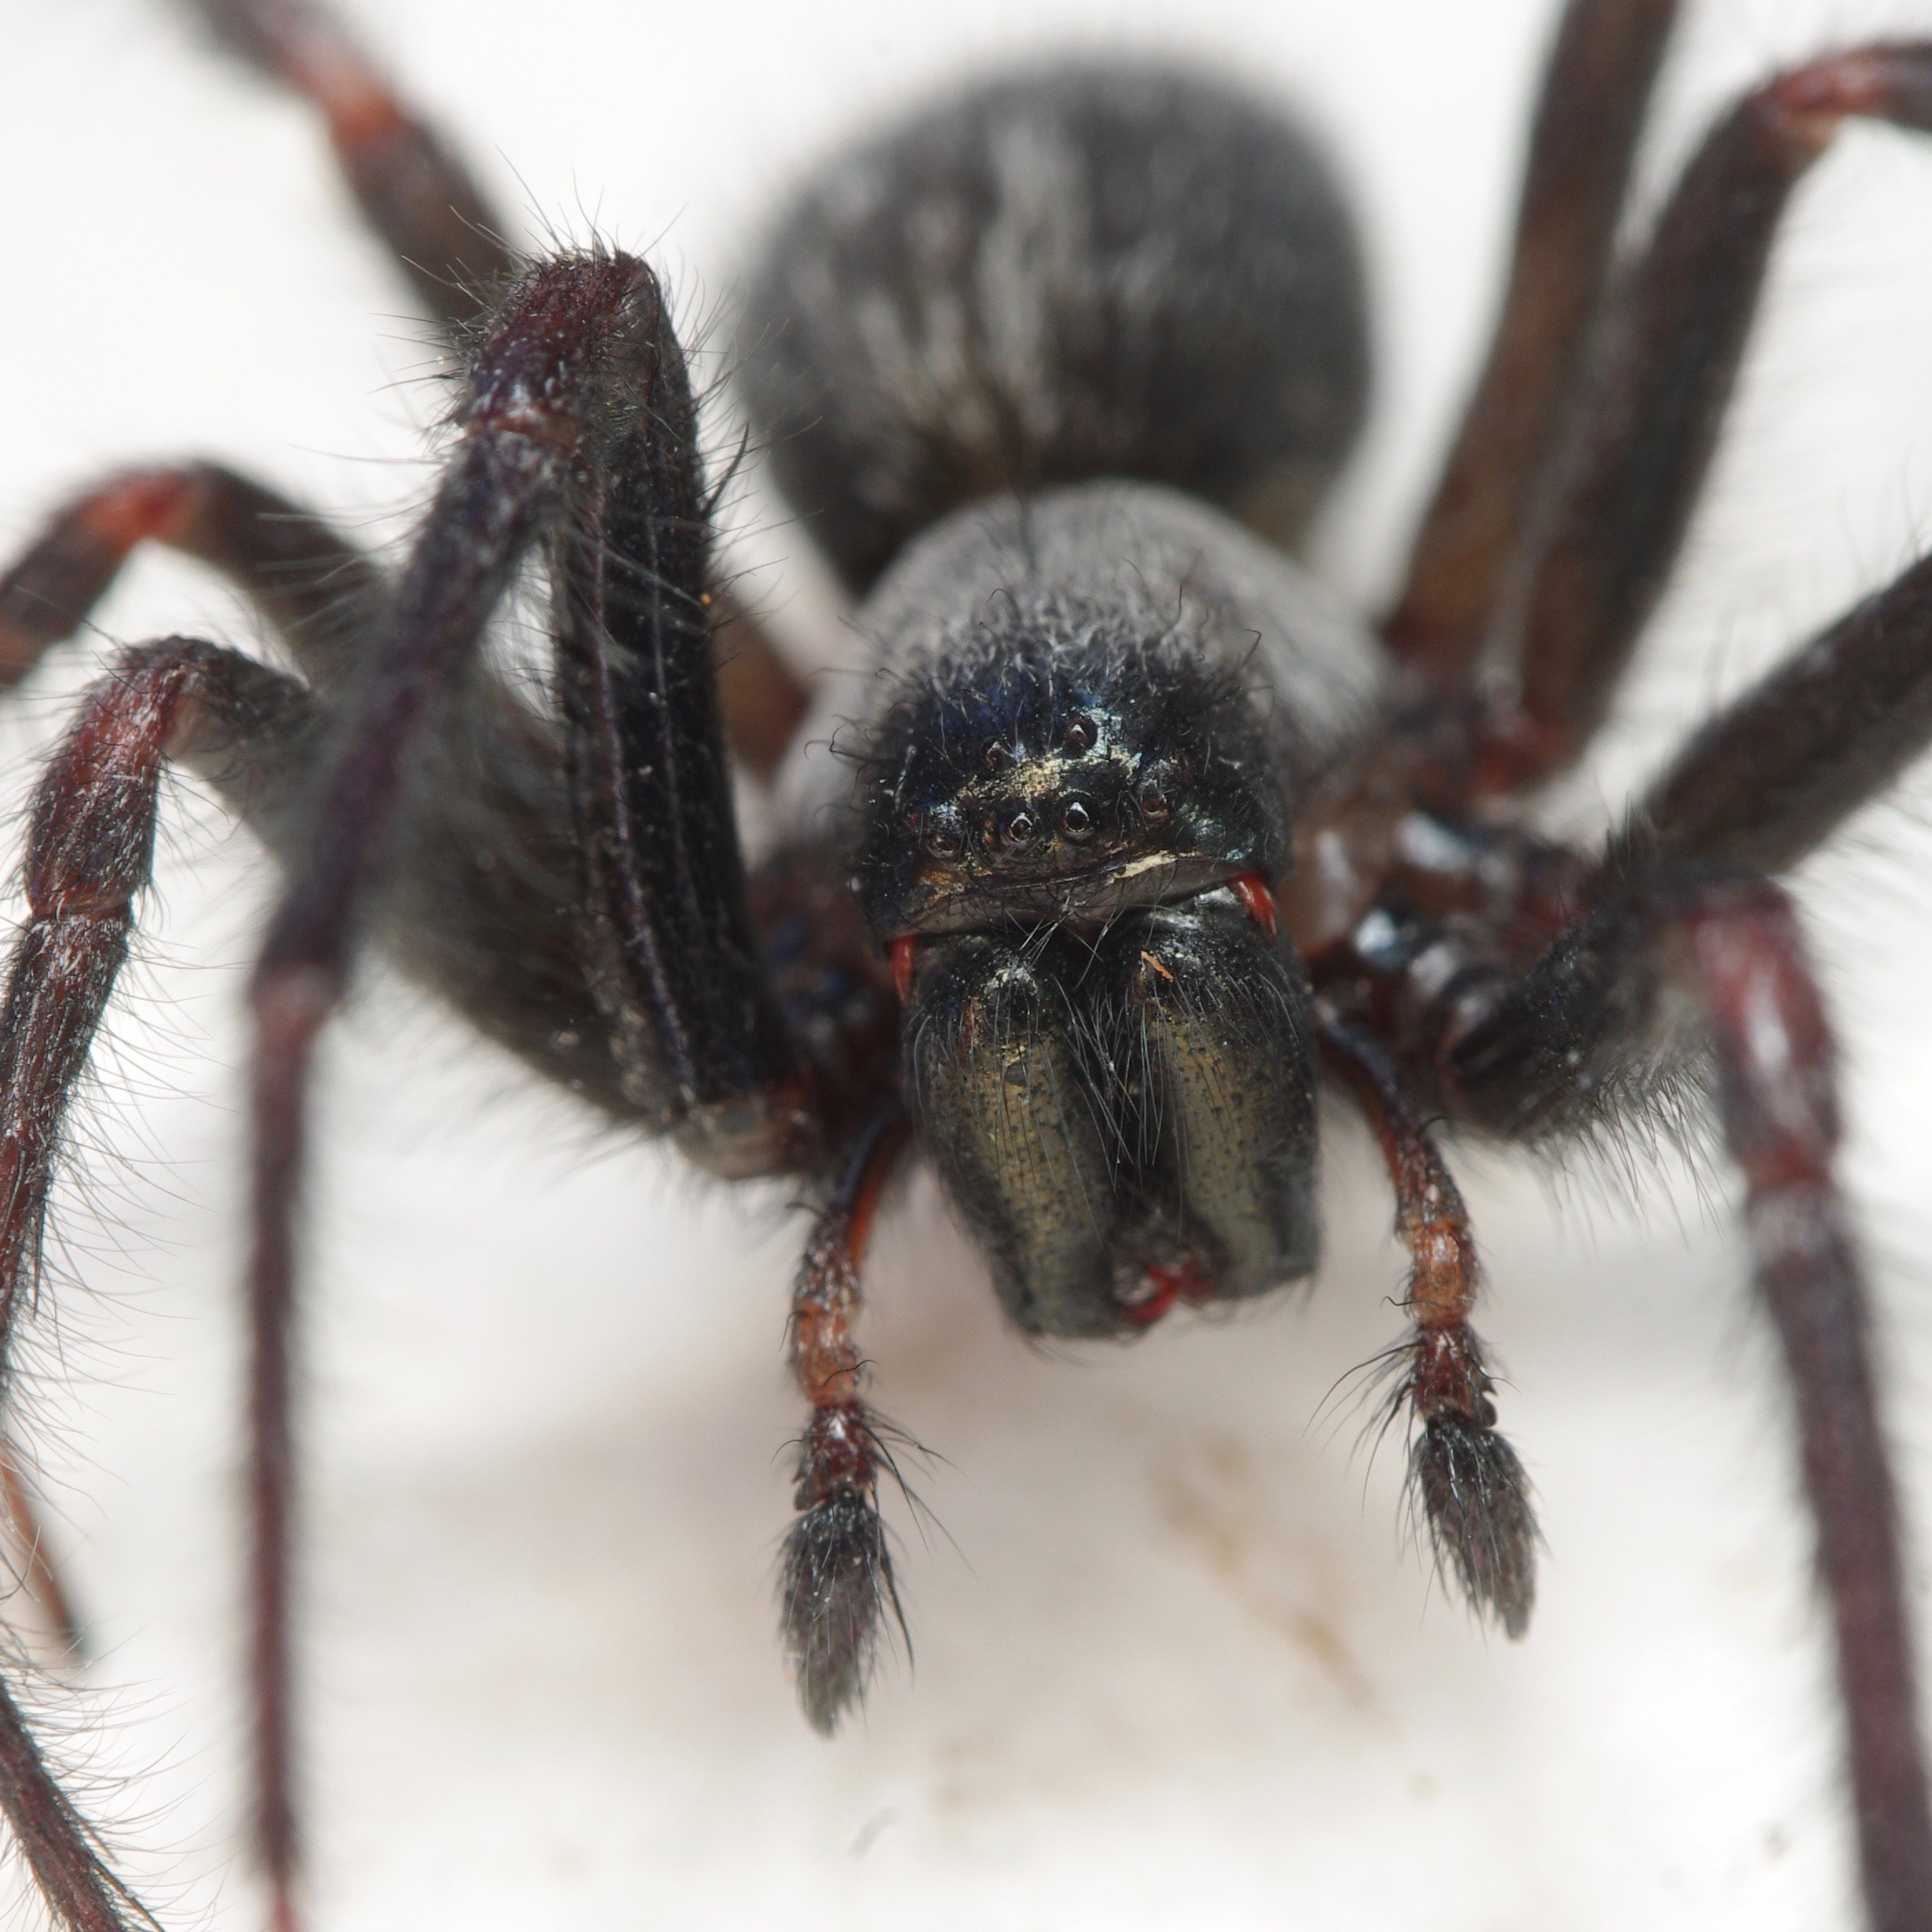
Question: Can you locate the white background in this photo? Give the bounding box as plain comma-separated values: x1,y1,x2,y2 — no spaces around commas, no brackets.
4,0,1932,1927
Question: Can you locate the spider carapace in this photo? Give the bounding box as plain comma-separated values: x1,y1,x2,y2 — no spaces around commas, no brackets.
0,1,1930,1928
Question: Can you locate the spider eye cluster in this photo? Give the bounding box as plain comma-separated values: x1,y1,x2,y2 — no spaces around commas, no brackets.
906,722,1195,870
962,710,1133,853
852,581,1295,940
1134,758,1182,822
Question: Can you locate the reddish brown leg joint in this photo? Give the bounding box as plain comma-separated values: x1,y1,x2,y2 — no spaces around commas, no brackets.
779,1109,912,1734
889,935,918,1005
0,467,211,688
1229,870,1279,939
704,587,810,782
1319,1008,1536,1638
194,0,516,331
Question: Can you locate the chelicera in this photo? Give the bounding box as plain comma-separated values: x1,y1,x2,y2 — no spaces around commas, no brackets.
0,1,1930,1928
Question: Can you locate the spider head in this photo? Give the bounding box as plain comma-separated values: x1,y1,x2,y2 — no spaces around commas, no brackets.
852,620,1291,939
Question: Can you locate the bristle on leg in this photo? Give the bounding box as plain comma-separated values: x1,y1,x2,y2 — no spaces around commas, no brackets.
779,1110,914,1733
780,1474,899,1734
1319,1010,1537,1638
1413,1411,1537,1639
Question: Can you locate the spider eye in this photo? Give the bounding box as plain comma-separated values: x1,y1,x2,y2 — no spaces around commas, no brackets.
1000,806,1041,849
1061,714,1097,755
1134,760,1181,823
982,739,1014,773
1057,796,1098,842
924,816,964,859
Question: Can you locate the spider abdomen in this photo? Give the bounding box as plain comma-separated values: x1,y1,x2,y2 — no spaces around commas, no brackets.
737,59,1371,594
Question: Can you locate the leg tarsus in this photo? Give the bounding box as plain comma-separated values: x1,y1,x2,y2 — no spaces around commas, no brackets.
1412,1414,1535,1640
780,1471,903,1737
779,1109,912,1732
1318,1010,1536,1638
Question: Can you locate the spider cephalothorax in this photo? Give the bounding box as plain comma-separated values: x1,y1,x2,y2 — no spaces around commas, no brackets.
1,2,1931,1930
849,486,1376,934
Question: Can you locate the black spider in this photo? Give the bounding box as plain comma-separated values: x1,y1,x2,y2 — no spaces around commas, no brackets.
1,2,1931,1930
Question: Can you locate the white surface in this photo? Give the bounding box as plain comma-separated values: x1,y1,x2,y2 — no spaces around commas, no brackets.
2,1,1932,1927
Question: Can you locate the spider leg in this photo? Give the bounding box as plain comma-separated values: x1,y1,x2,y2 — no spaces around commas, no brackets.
241,250,820,1915
187,0,515,330
0,1440,82,1658
536,262,812,1167
1628,546,1932,877
1382,0,1680,684
180,0,813,776
0,1673,154,1932
1317,1011,1534,1636
781,1105,913,1732
0,636,319,1932
0,462,663,1110
1475,42,1932,793
1442,868,1931,1932
705,588,812,781
0,462,386,696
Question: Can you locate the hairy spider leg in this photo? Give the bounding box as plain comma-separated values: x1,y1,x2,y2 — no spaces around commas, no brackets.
781,1106,915,1732
532,261,813,1165
1317,1012,1534,1636
190,0,516,329
1383,0,1682,682
0,637,324,1932
241,249,826,1925
0,1665,151,1932
0,465,377,1653
1476,42,1932,792
0,1440,81,1658
0,463,383,694
186,0,812,776
1628,546,1932,877
0,461,658,1114
1441,869,1932,1932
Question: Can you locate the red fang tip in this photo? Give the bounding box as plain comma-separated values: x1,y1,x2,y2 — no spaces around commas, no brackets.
890,935,919,1004
1123,1256,1215,1327
1230,871,1279,939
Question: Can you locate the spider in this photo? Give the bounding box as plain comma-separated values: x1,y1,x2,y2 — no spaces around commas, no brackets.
3,3,1932,1932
